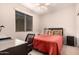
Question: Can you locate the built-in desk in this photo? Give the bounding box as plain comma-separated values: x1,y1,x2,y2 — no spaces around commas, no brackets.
0,39,29,55
0,39,25,51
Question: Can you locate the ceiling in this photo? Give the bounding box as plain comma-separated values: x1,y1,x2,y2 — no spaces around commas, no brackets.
21,3,75,15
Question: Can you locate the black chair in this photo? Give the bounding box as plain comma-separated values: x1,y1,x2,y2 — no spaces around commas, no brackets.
25,34,35,43
25,34,35,53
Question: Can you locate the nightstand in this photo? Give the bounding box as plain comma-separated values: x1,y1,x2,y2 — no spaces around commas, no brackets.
67,36,74,46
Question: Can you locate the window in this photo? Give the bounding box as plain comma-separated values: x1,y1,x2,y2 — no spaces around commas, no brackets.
15,11,33,32
26,15,33,31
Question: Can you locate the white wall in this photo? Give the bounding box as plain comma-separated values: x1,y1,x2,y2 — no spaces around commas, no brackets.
39,5,76,36
0,3,79,46
0,3,39,40
76,4,79,47
39,4,76,45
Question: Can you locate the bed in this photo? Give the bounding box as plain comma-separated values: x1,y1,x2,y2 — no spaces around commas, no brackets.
33,28,63,55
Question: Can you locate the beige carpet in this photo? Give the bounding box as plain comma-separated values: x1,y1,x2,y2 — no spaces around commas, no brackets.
61,45,79,55
28,45,79,55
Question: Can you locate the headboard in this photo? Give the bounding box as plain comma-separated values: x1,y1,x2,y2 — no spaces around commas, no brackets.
44,28,63,36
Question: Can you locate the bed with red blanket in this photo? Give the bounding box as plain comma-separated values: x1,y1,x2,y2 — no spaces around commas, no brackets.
33,35,63,55
33,28,63,55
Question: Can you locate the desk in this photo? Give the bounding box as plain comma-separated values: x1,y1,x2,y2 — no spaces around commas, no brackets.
0,39,29,55
33,35,63,55
0,39,25,51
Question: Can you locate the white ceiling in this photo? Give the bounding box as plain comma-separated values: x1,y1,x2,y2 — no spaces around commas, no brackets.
21,3,75,15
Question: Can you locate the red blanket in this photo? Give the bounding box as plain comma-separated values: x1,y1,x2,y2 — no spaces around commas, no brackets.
33,35,63,55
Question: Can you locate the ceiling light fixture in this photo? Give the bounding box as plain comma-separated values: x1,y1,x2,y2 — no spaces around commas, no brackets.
22,3,51,14
33,3,50,12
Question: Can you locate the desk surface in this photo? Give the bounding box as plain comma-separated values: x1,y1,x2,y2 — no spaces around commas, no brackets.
0,39,26,51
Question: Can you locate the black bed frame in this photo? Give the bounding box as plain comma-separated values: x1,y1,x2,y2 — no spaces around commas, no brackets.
44,28,63,36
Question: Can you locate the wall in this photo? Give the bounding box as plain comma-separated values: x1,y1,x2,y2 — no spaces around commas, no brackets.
0,3,79,46
0,3,39,41
39,4,76,45
40,5,76,36
76,4,79,47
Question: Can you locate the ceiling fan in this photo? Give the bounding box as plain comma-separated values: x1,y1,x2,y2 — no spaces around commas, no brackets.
22,3,52,14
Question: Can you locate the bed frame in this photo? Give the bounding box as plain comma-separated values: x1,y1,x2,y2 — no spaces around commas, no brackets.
44,28,63,36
